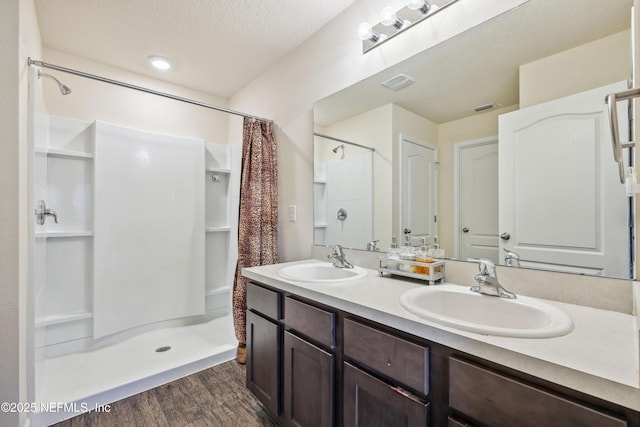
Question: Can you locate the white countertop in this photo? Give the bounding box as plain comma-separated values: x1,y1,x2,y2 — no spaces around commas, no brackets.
243,259,640,411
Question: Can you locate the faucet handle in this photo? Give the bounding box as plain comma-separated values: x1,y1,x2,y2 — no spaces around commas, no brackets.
476,259,496,276
503,248,521,267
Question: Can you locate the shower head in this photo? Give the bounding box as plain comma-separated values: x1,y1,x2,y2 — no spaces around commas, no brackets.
38,70,72,95
332,144,344,153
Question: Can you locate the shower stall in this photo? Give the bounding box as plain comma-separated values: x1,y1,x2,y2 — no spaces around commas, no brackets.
27,64,241,426
313,133,374,249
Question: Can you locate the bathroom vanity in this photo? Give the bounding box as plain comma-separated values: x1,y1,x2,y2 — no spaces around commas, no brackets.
243,260,640,427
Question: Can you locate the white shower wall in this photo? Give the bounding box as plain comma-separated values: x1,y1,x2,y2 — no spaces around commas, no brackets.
318,152,373,250
34,115,237,359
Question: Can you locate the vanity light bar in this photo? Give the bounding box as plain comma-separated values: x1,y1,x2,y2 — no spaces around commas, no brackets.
358,0,459,53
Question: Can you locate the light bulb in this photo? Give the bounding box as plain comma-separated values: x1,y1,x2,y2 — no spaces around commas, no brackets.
381,7,397,26
381,6,406,30
407,0,431,14
357,22,380,42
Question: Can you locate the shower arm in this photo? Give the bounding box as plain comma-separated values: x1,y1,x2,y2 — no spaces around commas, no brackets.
314,132,375,152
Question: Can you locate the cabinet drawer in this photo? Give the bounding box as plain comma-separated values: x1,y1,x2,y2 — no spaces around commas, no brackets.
343,318,429,395
247,282,281,320
284,296,335,349
343,362,429,427
449,357,627,427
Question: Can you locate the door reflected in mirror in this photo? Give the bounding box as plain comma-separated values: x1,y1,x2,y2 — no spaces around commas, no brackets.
313,0,632,279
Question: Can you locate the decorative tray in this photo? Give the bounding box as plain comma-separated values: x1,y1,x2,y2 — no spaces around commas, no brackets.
378,257,445,285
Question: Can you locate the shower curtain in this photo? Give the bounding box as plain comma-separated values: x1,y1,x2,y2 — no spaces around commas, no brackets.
233,118,278,344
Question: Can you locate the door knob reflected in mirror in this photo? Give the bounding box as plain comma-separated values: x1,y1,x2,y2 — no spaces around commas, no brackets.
462,227,469,233
500,232,511,241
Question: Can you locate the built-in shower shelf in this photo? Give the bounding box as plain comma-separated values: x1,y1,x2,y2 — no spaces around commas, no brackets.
35,311,93,328
206,167,230,174
314,223,327,228
205,226,230,233
314,179,327,184
35,230,93,239
35,146,94,159
206,287,230,297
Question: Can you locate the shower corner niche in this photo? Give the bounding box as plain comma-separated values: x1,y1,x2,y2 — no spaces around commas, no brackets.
314,161,328,245
33,115,95,359
204,142,235,316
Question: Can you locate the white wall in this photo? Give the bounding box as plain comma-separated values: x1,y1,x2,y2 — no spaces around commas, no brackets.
1,2,21,426
520,30,630,108
228,0,529,262
42,49,231,144
1,0,43,425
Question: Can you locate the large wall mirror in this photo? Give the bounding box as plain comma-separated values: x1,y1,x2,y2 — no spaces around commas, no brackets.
313,0,633,279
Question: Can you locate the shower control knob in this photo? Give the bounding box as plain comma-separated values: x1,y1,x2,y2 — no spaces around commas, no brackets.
35,200,58,225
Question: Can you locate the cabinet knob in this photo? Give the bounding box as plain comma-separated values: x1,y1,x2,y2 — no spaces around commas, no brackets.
387,358,392,367
462,227,469,233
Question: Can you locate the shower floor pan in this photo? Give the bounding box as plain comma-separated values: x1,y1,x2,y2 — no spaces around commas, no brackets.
32,314,237,427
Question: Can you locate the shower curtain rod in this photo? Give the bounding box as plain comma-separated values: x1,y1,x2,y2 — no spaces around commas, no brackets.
28,58,273,123
313,132,375,152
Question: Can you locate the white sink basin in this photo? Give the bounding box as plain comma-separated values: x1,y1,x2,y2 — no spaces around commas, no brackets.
277,262,368,284
399,284,573,338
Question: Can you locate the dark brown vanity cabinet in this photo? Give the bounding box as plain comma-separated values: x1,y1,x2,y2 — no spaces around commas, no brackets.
246,280,639,427
246,281,336,427
448,357,629,427
246,283,282,417
283,296,336,427
343,318,430,427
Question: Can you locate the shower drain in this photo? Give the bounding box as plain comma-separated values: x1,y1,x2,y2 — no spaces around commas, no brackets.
155,346,171,353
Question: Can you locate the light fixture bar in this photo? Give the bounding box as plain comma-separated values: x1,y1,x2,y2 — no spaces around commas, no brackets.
359,0,459,54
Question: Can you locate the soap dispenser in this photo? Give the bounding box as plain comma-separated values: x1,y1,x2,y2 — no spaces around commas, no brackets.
413,238,433,274
399,230,416,272
387,236,400,269
431,236,445,259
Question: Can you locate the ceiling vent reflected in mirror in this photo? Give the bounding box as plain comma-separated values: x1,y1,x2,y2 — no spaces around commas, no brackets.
382,73,415,91
472,102,498,113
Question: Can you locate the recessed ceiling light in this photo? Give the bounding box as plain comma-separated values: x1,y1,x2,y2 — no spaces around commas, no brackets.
148,55,172,71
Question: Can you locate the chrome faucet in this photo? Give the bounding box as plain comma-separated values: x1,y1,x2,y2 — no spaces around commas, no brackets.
504,248,521,267
328,245,354,268
471,259,516,299
365,240,379,252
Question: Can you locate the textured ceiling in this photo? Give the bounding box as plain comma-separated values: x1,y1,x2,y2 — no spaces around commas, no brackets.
35,0,359,97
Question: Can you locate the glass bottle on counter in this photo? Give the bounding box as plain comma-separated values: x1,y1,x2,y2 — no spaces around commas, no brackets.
387,236,401,269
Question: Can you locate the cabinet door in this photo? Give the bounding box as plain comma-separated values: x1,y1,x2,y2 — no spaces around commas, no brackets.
283,331,334,427
246,310,281,416
343,362,429,427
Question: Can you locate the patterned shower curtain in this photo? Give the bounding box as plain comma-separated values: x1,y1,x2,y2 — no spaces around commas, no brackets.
232,117,278,344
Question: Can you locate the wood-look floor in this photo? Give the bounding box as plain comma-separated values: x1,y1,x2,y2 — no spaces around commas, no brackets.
53,360,280,427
